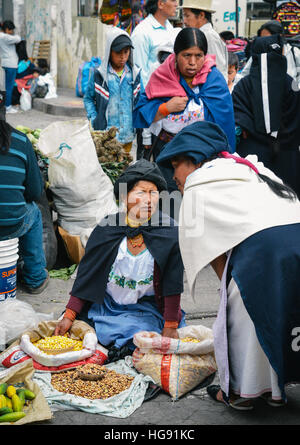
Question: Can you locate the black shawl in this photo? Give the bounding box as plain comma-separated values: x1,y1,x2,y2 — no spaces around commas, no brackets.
232,35,300,152
71,211,184,305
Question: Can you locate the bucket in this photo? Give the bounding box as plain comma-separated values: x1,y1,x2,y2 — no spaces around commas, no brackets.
0,238,19,301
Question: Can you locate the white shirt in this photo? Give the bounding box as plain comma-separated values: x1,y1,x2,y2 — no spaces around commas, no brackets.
106,237,154,305
150,93,205,136
131,14,177,87
200,23,228,81
0,32,21,68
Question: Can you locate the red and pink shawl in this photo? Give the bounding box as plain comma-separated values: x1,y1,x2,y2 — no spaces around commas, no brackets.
145,53,216,100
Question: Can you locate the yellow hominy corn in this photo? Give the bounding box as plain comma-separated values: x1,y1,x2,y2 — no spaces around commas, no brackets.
33,336,83,354
181,337,200,343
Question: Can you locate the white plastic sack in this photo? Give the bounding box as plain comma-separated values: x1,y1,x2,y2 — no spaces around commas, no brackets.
133,325,215,355
20,88,32,111
0,299,53,350
132,325,217,400
38,73,57,99
20,331,98,368
37,119,118,238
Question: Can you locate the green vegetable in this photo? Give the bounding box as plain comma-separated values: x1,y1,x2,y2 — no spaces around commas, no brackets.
101,161,128,184
16,125,33,134
49,264,77,280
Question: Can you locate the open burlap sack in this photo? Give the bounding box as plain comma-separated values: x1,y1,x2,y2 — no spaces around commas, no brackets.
0,320,108,372
0,359,52,425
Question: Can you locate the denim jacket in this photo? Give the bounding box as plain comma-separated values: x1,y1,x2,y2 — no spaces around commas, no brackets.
84,63,143,144
84,27,143,144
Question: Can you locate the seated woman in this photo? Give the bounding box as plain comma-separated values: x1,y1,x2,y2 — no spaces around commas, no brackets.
55,159,186,361
156,120,300,410
133,27,236,197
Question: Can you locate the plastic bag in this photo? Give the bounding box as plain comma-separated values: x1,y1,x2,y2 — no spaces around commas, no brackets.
37,119,118,240
0,342,108,372
132,325,217,400
20,87,32,111
0,298,53,350
19,319,99,368
37,73,57,99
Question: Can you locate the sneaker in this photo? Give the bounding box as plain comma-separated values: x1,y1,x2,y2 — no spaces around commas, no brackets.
21,271,50,295
6,106,18,114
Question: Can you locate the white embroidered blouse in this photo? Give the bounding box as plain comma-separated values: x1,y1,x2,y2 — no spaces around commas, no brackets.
106,237,154,305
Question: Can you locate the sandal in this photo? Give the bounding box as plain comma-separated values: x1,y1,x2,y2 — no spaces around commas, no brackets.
207,385,254,411
229,396,254,411
259,392,286,407
206,385,226,405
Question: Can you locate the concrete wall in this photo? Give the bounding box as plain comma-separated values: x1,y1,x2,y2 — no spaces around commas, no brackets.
25,0,107,89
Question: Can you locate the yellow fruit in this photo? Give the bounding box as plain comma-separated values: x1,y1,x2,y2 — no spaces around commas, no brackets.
5,397,12,409
0,395,6,408
0,383,8,395
6,385,16,398
0,411,26,423
16,390,25,407
11,394,23,412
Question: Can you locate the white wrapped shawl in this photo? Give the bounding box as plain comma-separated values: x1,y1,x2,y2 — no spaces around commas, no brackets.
179,155,300,297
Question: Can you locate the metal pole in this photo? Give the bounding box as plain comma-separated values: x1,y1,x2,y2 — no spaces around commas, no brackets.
236,0,239,37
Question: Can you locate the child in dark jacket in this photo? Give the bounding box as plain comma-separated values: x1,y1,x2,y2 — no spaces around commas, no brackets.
84,28,143,153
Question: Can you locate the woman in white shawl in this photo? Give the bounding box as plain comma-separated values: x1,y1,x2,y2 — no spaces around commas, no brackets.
156,120,300,410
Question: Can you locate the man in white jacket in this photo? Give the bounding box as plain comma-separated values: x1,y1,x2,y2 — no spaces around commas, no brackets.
0,21,21,113
180,0,228,81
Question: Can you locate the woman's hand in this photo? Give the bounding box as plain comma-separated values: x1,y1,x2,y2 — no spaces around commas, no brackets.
166,96,188,113
161,327,179,339
54,317,73,336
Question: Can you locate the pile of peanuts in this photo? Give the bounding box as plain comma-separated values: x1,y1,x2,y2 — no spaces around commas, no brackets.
51,364,134,399
33,335,83,354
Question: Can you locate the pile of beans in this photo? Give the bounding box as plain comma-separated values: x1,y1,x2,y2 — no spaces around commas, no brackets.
51,364,134,399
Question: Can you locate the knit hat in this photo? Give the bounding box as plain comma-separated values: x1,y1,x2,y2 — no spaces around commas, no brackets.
113,159,167,200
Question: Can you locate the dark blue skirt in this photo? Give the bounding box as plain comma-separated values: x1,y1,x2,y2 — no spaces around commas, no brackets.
229,223,300,397
88,292,186,350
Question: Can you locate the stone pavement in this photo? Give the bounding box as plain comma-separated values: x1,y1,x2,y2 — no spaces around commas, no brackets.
4,92,300,428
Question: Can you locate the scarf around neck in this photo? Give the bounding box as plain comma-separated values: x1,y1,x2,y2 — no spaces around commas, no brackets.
145,53,216,100
71,211,184,305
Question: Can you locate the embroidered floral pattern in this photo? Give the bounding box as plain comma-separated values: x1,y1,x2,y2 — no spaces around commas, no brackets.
167,109,204,124
109,268,153,290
